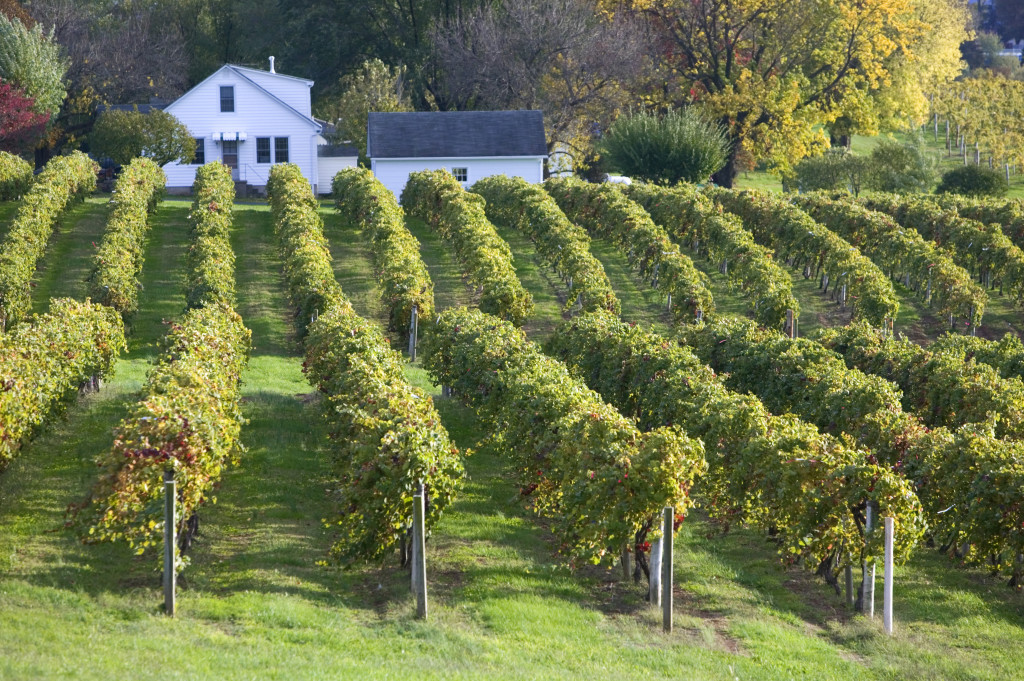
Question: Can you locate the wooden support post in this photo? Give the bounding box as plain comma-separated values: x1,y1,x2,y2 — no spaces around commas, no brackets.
786,309,795,339
846,561,854,608
408,305,419,362
884,516,894,635
649,535,662,607
163,469,176,617
666,293,672,312
621,543,630,581
862,502,875,618
413,481,428,619
662,507,673,633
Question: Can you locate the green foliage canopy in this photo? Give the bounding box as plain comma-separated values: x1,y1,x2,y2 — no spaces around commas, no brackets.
936,164,1008,198
90,109,196,167
315,59,411,158
0,13,66,117
600,109,729,185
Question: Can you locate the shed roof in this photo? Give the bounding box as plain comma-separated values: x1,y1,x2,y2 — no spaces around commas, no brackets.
367,110,547,159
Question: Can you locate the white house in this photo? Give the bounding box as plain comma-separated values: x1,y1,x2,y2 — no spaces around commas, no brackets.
161,58,355,195
367,110,548,200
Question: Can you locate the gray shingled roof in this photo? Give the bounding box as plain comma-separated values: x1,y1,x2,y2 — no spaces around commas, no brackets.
367,110,547,159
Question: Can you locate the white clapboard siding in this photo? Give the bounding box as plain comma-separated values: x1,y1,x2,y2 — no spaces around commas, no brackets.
371,158,545,202
162,65,320,192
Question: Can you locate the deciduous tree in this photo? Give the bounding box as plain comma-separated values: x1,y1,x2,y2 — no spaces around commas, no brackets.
0,12,66,117
315,59,412,157
90,108,195,167
633,0,967,185
430,0,644,169
0,80,48,153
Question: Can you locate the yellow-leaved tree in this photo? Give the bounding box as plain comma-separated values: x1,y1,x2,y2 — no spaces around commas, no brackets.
626,0,968,185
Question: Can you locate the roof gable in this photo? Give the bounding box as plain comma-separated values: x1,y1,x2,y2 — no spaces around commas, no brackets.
368,110,547,159
165,64,320,131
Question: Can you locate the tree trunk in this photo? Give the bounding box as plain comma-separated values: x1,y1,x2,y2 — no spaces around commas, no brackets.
712,143,740,188
830,131,851,149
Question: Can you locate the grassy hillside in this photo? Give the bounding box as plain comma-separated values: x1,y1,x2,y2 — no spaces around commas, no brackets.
1,195,1024,680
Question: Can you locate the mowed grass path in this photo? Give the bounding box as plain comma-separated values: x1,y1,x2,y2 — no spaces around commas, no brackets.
2,194,1024,679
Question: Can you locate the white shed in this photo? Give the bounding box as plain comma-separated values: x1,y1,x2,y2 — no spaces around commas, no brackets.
367,110,548,200
161,59,322,195
317,143,360,194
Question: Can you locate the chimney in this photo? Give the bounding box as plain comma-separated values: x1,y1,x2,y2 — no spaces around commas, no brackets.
269,56,276,74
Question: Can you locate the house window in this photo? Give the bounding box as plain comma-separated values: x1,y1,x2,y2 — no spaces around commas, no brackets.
222,140,238,169
220,85,234,112
193,138,205,165
451,167,468,182
274,137,289,163
256,137,271,164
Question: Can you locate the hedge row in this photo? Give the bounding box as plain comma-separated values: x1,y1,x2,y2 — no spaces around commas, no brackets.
711,188,899,326
859,193,1024,308
818,321,1024,441
332,167,435,339
0,151,98,331
73,303,250,565
472,175,621,315
0,150,33,201
268,165,344,336
421,307,705,572
930,332,1024,382
74,162,250,569
940,195,1024,252
268,163,463,565
185,163,236,309
628,183,796,329
796,194,986,327
544,178,713,322
402,170,534,325
681,318,1024,578
546,312,924,575
0,298,125,471
679,317,918,467
88,158,166,319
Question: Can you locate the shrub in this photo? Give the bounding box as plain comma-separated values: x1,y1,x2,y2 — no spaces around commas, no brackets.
73,303,251,566
0,298,125,470
936,165,1007,198
0,148,32,199
332,167,435,338
863,136,936,193
547,311,924,573
472,174,620,315
0,151,98,330
90,109,196,167
600,108,730,185
269,163,464,565
545,177,714,321
185,162,235,309
402,169,534,326
422,307,705,569
628,182,797,329
89,157,166,319
794,147,868,195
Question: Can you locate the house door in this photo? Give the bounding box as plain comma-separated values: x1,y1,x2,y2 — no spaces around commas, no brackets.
222,141,239,179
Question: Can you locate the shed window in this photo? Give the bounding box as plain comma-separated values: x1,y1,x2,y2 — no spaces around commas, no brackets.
193,138,205,165
220,86,234,112
451,167,468,182
274,137,289,163
256,137,271,164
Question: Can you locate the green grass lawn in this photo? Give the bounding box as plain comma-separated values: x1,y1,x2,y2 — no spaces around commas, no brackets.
736,128,1024,200
6,193,1024,679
